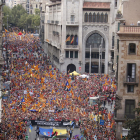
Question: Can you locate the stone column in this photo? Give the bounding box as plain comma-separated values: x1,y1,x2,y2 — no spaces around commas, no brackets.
60,0,66,71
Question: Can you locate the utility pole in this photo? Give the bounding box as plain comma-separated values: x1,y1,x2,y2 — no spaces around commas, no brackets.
89,45,91,73
100,38,103,85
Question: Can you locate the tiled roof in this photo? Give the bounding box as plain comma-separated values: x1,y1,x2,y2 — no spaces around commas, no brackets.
83,2,110,9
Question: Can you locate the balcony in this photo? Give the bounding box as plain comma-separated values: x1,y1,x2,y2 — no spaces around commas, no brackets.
123,76,139,86
114,113,135,122
116,13,123,19
55,21,59,24
66,21,79,26
114,114,125,122
47,20,51,24
118,26,140,35
52,31,59,36
65,45,79,50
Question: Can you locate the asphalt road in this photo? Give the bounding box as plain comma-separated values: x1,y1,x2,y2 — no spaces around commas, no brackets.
26,126,81,140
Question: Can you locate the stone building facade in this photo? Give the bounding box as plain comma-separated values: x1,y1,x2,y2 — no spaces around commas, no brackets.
115,0,140,139
44,0,118,74
26,0,40,14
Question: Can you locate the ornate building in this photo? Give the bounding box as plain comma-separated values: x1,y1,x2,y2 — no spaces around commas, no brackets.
44,0,118,74
114,0,140,139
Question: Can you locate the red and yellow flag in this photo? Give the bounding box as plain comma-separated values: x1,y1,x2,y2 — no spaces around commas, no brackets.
71,36,74,44
65,36,70,42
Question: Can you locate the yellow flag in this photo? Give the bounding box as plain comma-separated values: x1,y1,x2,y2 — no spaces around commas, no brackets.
53,129,67,135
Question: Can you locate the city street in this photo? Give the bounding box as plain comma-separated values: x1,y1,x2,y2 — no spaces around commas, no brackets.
26,126,81,140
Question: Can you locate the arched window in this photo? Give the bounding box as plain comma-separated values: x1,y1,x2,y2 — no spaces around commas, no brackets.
89,13,92,22
84,13,88,22
93,13,96,22
70,35,74,45
74,35,78,45
101,13,104,23
86,33,105,48
97,13,100,22
105,13,108,23
66,35,70,45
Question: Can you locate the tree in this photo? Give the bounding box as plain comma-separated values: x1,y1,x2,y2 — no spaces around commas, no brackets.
33,15,40,27
35,8,40,15
17,13,28,29
2,5,12,28
3,4,40,31
123,103,140,140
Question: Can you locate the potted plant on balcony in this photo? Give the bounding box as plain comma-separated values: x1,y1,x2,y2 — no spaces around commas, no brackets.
116,10,122,19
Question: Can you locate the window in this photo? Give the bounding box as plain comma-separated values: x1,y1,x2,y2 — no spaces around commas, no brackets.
85,52,90,58
92,52,99,59
86,33,105,48
118,22,120,31
71,15,75,22
97,13,100,22
117,39,119,52
89,13,92,22
93,13,96,22
84,13,88,22
115,0,117,7
129,43,136,54
100,13,104,23
127,85,134,92
112,36,114,48
66,51,69,58
111,52,114,59
100,13,104,22
75,51,78,58
70,51,73,58
36,4,37,8
102,52,105,59
127,63,136,82
125,100,135,119
104,13,108,23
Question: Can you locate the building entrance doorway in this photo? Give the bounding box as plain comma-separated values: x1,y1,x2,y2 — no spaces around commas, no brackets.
67,64,76,74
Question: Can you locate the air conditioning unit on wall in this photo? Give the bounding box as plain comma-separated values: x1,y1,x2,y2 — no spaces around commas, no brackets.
137,21,140,26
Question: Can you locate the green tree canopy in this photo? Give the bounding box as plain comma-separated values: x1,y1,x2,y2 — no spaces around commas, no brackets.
123,103,140,140
35,8,40,15
3,5,40,31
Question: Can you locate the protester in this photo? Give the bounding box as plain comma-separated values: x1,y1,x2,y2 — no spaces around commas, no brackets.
0,31,117,140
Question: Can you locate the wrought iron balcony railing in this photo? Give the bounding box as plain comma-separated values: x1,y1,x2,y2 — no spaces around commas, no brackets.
123,76,139,86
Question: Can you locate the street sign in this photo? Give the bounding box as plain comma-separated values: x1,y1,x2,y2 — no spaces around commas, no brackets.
79,67,81,71
100,120,104,125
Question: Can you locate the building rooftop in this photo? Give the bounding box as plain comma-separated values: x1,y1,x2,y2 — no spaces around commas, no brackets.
83,2,110,9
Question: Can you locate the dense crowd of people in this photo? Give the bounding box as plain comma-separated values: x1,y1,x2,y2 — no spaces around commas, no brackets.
0,31,117,140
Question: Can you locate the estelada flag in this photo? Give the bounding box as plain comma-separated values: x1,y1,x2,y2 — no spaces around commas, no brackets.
71,36,74,44
65,36,70,42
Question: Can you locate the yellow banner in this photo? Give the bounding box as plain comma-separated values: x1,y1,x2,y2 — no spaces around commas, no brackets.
53,129,67,135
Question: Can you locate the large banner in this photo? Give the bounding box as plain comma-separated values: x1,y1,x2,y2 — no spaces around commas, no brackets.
25,120,78,127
